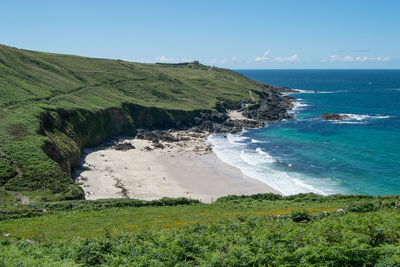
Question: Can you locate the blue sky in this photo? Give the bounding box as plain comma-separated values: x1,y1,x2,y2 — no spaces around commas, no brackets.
1,0,399,69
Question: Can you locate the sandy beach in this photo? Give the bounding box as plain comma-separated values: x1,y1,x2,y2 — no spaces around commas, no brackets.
75,131,279,203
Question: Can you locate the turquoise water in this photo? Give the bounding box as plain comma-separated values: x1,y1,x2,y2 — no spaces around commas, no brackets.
209,70,400,195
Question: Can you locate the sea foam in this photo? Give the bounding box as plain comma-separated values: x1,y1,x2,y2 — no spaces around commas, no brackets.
291,89,347,94
340,113,392,121
226,133,248,146
289,100,309,114
327,113,392,124
207,133,342,196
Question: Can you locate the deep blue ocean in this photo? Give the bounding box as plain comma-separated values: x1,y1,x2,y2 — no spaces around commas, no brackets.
208,70,400,195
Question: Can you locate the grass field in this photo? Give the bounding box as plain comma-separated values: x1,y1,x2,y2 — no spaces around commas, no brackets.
0,44,276,202
0,198,340,241
1,193,400,266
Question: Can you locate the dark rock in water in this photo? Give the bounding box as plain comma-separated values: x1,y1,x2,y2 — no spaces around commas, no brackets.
322,113,348,121
114,142,135,151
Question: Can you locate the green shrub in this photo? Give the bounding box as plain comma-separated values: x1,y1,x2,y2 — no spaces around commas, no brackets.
0,197,200,221
347,202,377,213
0,160,17,185
291,210,311,222
216,193,283,203
73,239,111,266
369,227,387,247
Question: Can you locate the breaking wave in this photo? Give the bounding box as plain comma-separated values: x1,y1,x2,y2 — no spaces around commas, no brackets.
207,133,343,196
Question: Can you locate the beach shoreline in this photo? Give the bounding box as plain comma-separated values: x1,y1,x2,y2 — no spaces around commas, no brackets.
75,130,280,203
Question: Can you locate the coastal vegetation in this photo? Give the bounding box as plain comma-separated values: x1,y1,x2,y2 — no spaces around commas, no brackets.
2,193,400,266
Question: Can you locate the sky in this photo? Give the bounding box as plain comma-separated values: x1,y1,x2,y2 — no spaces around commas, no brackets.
1,0,399,69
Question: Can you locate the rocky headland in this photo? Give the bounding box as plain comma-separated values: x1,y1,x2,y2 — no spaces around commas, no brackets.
183,86,295,133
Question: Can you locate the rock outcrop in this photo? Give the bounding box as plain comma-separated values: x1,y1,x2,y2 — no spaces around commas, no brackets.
136,130,180,142
242,91,294,121
322,113,348,121
114,142,135,151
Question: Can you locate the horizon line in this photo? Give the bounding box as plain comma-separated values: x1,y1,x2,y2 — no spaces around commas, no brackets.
2,43,399,70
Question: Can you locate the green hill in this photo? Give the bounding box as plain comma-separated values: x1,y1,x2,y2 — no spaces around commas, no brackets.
0,44,279,202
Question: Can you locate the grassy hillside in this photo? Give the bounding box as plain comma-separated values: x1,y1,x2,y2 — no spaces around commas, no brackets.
0,44,276,202
1,193,400,266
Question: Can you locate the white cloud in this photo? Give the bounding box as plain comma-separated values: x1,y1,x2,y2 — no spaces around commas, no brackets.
342,55,354,62
323,55,390,63
274,54,300,62
255,50,271,62
135,58,148,63
181,58,193,63
155,56,200,63
381,57,390,61
355,56,368,62
255,51,301,63
155,55,175,62
375,56,390,62
326,55,340,62
218,56,238,64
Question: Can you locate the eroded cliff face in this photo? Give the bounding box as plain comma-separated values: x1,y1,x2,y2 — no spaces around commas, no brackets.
38,87,293,190
39,104,204,176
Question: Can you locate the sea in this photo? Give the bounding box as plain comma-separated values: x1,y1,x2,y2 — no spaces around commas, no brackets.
208,69,400,195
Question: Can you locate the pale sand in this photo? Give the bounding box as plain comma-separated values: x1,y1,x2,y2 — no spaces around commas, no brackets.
227,110,254,121
75,131,279,203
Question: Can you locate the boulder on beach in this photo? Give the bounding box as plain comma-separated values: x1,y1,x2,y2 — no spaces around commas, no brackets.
322,113,348,121
152,140,165,149
136,129,180,142
144,146,153,151
114,142,135,151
